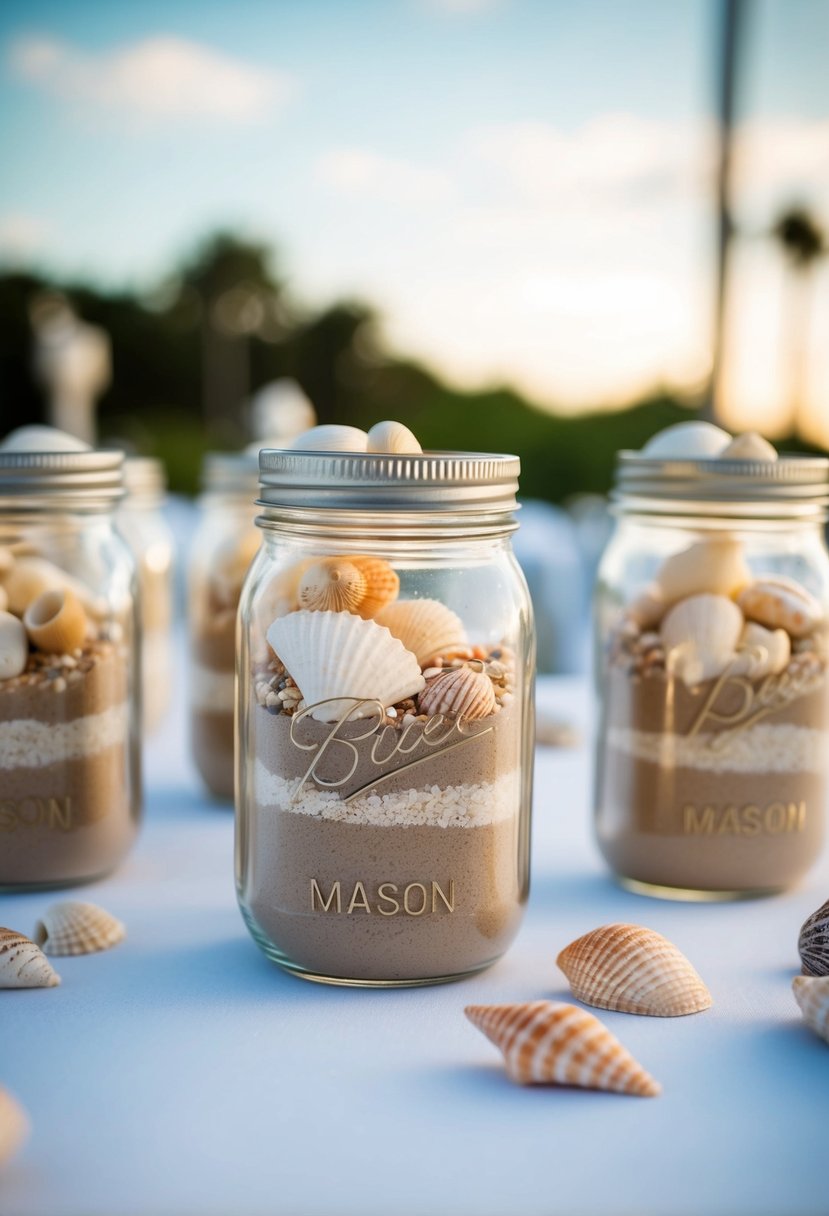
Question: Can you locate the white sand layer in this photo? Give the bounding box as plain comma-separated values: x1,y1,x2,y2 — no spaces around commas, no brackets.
607,723,826,774
190,663,236,714
0,702,130,769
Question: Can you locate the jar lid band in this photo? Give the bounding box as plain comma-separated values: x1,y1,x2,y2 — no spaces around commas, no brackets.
123,456,167,499
0,449,124,503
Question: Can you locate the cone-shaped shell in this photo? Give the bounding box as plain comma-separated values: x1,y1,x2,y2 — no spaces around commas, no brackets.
348,557,399,618
792,975,829,1045
737,575,823,638
0,1086,30,1167
465,1001,661,1095
266,610,425,722
799,898,829,977
660,594,744,685
419,666,496,721
367,420,422,454
375,599,468,666
298,559,367,614
656,538,750,604
23,587,87,654
0,929,60,989
0,611,28,679
34,901,125,957
290,424,368,452
557,923,712,1017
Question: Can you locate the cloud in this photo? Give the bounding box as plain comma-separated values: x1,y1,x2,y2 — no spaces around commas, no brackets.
316,148,454,206
8,34,291,125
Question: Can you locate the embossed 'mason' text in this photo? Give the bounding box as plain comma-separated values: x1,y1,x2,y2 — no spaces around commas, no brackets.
0,796,73,832
683,801,806,836
311,878,456,916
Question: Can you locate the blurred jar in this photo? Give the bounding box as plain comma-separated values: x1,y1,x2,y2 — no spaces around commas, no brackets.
118,457,175,733
189,452,260,800
0,434,141,889
594,441,829,899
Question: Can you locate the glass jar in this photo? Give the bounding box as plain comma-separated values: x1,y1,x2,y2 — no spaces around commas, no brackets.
189,452,260,800
119,457,175,733
236,449,534,986
0,442,141,889
594,444,829,899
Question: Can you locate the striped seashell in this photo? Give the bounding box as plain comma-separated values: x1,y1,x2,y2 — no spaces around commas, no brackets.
298,559,367,614
0,610,28,679
557,923,712,1017
375,598,468,666
34,901,126,957
366,420,422,454
23,587,87,654
348,557,400,618
0,1086,30,1167
419,666,496,721
737,575,823,639
465,1001,661,1096
0,929,60,989
799,898,829,977
792,975,829,1045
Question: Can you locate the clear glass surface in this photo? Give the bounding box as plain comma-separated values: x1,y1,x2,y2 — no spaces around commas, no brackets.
118,498,175,733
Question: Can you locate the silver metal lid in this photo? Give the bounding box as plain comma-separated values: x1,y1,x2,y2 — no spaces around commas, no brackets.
123,456,167,500
615,451,829,518
257,449,520,514
201,451,260,496
0,448,125,505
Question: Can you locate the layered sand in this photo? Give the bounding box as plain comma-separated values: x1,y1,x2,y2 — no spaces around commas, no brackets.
190,605,236,798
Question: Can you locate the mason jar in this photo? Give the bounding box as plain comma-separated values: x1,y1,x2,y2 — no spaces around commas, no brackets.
0,441,141,889
189,452,260,800
119,457,175,733
595,443,829,899
236,449,534,985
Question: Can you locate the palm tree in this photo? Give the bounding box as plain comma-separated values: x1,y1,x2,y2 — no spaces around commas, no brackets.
772,206,826,436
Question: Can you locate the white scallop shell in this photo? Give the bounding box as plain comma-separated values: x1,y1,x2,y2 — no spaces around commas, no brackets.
737,575,823,639
0,929,60,989
731,621,790,678
374,599,469,666
660,594,744,685
0,611,28,679
720,431,777,461
34,901,126,957
289,425,368,452
655,538,750,603
266,610,425,721
642,422,731,459
0,1086,30,1167
366,421,422,454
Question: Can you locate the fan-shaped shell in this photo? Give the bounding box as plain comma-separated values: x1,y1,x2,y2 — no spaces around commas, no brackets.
0,611,27,679
419,666,496,721
375,599,468,666
34,901,125,957
0,1086,30,1167
367,420,422,454
348,557,399,618
266,610,425,722
0,929,60,989
289,424,368,452
557,923,712,1017
465,1001,660,1096
737,575,823,639
24,588,87,654
660,593,744,685
792,975,829,1045
298,559,367,614
656,538,750,604
799,898,829,977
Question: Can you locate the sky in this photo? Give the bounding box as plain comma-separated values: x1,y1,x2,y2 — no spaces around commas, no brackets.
1,0,828,438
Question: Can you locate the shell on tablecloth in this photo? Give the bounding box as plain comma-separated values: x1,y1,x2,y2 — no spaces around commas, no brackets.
0,929,60,989
660,593,744,685
799,899,829,977
0,1086,30,1167
792,975,829,1045
418,665,496,721
375,599,468,666
34,901,125,957
557,923,712,1017
737,575,823,639
464,1000,661,1095
266,610,424,722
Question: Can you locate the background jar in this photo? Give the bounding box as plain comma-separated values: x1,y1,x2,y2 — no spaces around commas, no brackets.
189,452,260,800
0,446,141,890
236,450,535,986
119,457,175,734
594,450,829,899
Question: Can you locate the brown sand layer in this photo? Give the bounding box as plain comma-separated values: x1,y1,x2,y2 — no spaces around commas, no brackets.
0,743,138,887
192,709,235,800
242,811,524,981
192,610,236,672
0,642,127,725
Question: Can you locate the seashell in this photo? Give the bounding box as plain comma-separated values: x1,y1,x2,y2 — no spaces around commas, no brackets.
23,588,87,654
298,558,367,614
289,424,369,452
799,898,829,977
419,665,496,721
266,610,425,722
0,611,28,679
656,538,750,603
348,557,400,618
642,421,731,459
464,1001,661,1096
731,621,790,678
720,431,777,461
737,575,823,639
557,923,712,1017
0,1085,30,1167
660,593,744,685
34,901,125,957
792,975,829,1045
0,555,67,616
209,530,261,607
375,599,468,666
0,425,89,453
0,929,60,989
366,420,422,454
627,585,666,630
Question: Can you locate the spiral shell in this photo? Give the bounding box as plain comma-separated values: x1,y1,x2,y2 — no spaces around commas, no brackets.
367,420,422,454
792,975,829,1045
0,611,28,679
23,588,87,654
34,901,126,957
419,666,496,721
557,923,712,1017
464,1001,661,1095
799,898,829,977
298,559,367,614
349,557,400,618
0,1086,30,1167
375,599,468,666
0,929,60,989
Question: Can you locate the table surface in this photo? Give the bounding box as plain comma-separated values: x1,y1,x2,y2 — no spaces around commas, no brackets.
2,675,827,1216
